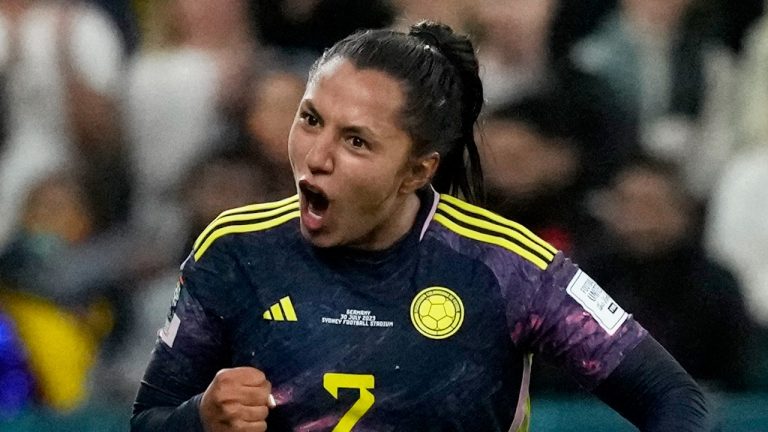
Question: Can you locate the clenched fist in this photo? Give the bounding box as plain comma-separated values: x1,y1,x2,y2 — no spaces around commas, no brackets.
200,367,274,432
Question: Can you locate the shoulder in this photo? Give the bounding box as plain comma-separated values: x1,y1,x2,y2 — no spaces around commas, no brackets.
431,193,558,271
191,195,300,263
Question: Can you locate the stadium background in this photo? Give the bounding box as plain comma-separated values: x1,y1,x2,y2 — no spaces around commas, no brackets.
1,0,768,430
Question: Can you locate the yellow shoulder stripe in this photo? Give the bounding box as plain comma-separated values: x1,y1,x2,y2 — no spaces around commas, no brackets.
437,202,555,262
433,213,550,270
216,194,298,219
194,209,299,261
193,197,299,250
439,194,557,255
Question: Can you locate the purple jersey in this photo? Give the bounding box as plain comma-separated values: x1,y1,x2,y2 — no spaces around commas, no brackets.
133,189,647,431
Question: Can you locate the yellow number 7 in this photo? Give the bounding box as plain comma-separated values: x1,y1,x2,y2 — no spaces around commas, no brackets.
323,373,375,432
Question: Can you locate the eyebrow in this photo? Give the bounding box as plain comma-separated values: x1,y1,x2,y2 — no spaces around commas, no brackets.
303,100,379,140
341,125,377,140
302,100,324,125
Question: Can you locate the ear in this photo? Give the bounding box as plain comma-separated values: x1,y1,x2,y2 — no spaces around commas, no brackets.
400,152,440,194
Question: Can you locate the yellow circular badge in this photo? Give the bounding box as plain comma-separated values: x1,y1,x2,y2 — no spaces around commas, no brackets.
410,287,464,339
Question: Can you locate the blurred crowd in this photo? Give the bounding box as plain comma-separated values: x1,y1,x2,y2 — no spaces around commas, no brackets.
1,0,768,423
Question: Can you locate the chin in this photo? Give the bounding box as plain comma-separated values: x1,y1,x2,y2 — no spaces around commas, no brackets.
299,224,340,249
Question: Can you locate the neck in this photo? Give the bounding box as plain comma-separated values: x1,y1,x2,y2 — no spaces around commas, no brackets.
355,192,422,251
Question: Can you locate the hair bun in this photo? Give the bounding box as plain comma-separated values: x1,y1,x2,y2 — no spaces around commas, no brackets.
409,25,443,52
408,21,483,126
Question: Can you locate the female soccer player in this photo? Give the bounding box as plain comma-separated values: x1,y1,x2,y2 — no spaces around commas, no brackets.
131,21,711,432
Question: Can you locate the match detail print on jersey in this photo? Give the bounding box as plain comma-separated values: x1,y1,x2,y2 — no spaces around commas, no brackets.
410,286,464,339
320,308,394,328
565,269,628,335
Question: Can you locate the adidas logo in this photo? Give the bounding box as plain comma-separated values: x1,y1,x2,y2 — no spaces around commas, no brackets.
263,296,297,321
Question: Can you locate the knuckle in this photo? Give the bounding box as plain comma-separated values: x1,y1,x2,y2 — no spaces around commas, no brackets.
215,368,232,384
233,419,266,432
251,369,266,383
207,386,224,404
254,406,269,420
221,402,237,418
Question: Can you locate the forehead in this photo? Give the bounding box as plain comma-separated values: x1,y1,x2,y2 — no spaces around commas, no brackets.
305,58,406,132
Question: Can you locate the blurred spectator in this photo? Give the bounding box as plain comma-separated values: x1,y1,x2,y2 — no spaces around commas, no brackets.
90,0,140,52
390,0,471,33
92,151,269,405
125,0,259,260
479,95,602,257
0,309,34,418
737,10,768,150
250,0,395,55
705,148,768,388
581,157,752,391
240,70,305,200
0,54,6,152
0,0,126,248
0,172,115,411
472,0,561,107
571,0,739,198
549,0,618,59
698,0,764,54
470,0,636,185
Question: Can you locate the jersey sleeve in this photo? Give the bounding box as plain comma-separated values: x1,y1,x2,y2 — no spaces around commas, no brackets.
131,241,242,432
505,252,648,390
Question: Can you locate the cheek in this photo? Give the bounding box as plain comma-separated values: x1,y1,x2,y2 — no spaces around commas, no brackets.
339,161,403,210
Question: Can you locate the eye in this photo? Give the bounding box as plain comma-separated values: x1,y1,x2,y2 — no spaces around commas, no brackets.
349,136,367,149
300,111,319,127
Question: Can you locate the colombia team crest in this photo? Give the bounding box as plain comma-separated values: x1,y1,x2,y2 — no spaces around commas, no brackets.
410,287,464,339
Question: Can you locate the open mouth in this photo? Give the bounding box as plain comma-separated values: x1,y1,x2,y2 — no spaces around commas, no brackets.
299,180,329,215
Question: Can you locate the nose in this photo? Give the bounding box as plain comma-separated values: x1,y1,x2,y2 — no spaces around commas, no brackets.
305,132,334,175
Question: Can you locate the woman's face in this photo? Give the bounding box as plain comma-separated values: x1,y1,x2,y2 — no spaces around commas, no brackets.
603,166,690,257
288,58,427,249
481,119,579,199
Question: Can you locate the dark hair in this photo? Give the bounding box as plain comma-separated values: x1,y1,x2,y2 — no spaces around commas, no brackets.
308,21,484,203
